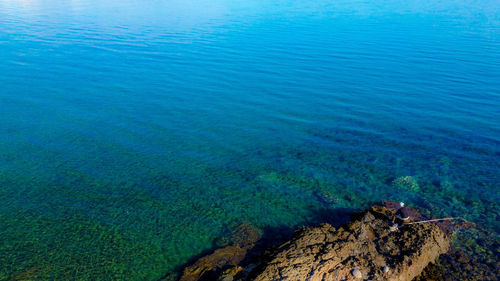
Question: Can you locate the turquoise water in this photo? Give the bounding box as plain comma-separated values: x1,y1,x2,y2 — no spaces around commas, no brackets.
1,0,499,279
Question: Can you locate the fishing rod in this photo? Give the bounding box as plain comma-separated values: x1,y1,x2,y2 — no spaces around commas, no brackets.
405,217,465,225
389,217,466,232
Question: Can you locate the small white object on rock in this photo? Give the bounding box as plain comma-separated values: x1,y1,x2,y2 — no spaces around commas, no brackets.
383,266,390,273
352,269,363,279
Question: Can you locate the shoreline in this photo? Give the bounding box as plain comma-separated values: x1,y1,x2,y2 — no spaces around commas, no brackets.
170,202,499,281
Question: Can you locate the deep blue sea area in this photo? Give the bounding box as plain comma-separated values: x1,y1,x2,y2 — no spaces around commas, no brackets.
0,0,499,280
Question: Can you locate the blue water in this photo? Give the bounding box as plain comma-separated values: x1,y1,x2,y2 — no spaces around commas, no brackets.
0,0,499,280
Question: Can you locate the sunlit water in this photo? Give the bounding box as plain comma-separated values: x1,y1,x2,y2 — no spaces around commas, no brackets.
0,0,499,279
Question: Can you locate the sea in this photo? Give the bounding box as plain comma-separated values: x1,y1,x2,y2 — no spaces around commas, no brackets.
0,0,499,279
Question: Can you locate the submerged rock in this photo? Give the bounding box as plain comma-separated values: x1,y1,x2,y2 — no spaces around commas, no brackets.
392,176,420,191
179,245,247,281
219,266,244,281
178,224,260,281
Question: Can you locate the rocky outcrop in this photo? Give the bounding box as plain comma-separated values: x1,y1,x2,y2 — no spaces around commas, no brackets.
178,205,450,281
251,206,449,281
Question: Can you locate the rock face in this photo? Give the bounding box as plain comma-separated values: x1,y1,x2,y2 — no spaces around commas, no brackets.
251,206,450,281
177,205,450,281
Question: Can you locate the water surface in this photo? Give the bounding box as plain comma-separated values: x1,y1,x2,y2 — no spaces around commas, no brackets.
0,0,499,279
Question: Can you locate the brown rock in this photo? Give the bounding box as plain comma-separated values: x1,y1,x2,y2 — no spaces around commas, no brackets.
251,208,450,281
177,206,452,281
218,266,244,281
180,245,247,281
179,223,261,281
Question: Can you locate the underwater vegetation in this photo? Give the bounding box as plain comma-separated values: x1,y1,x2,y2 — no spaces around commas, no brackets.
392,176,420,192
